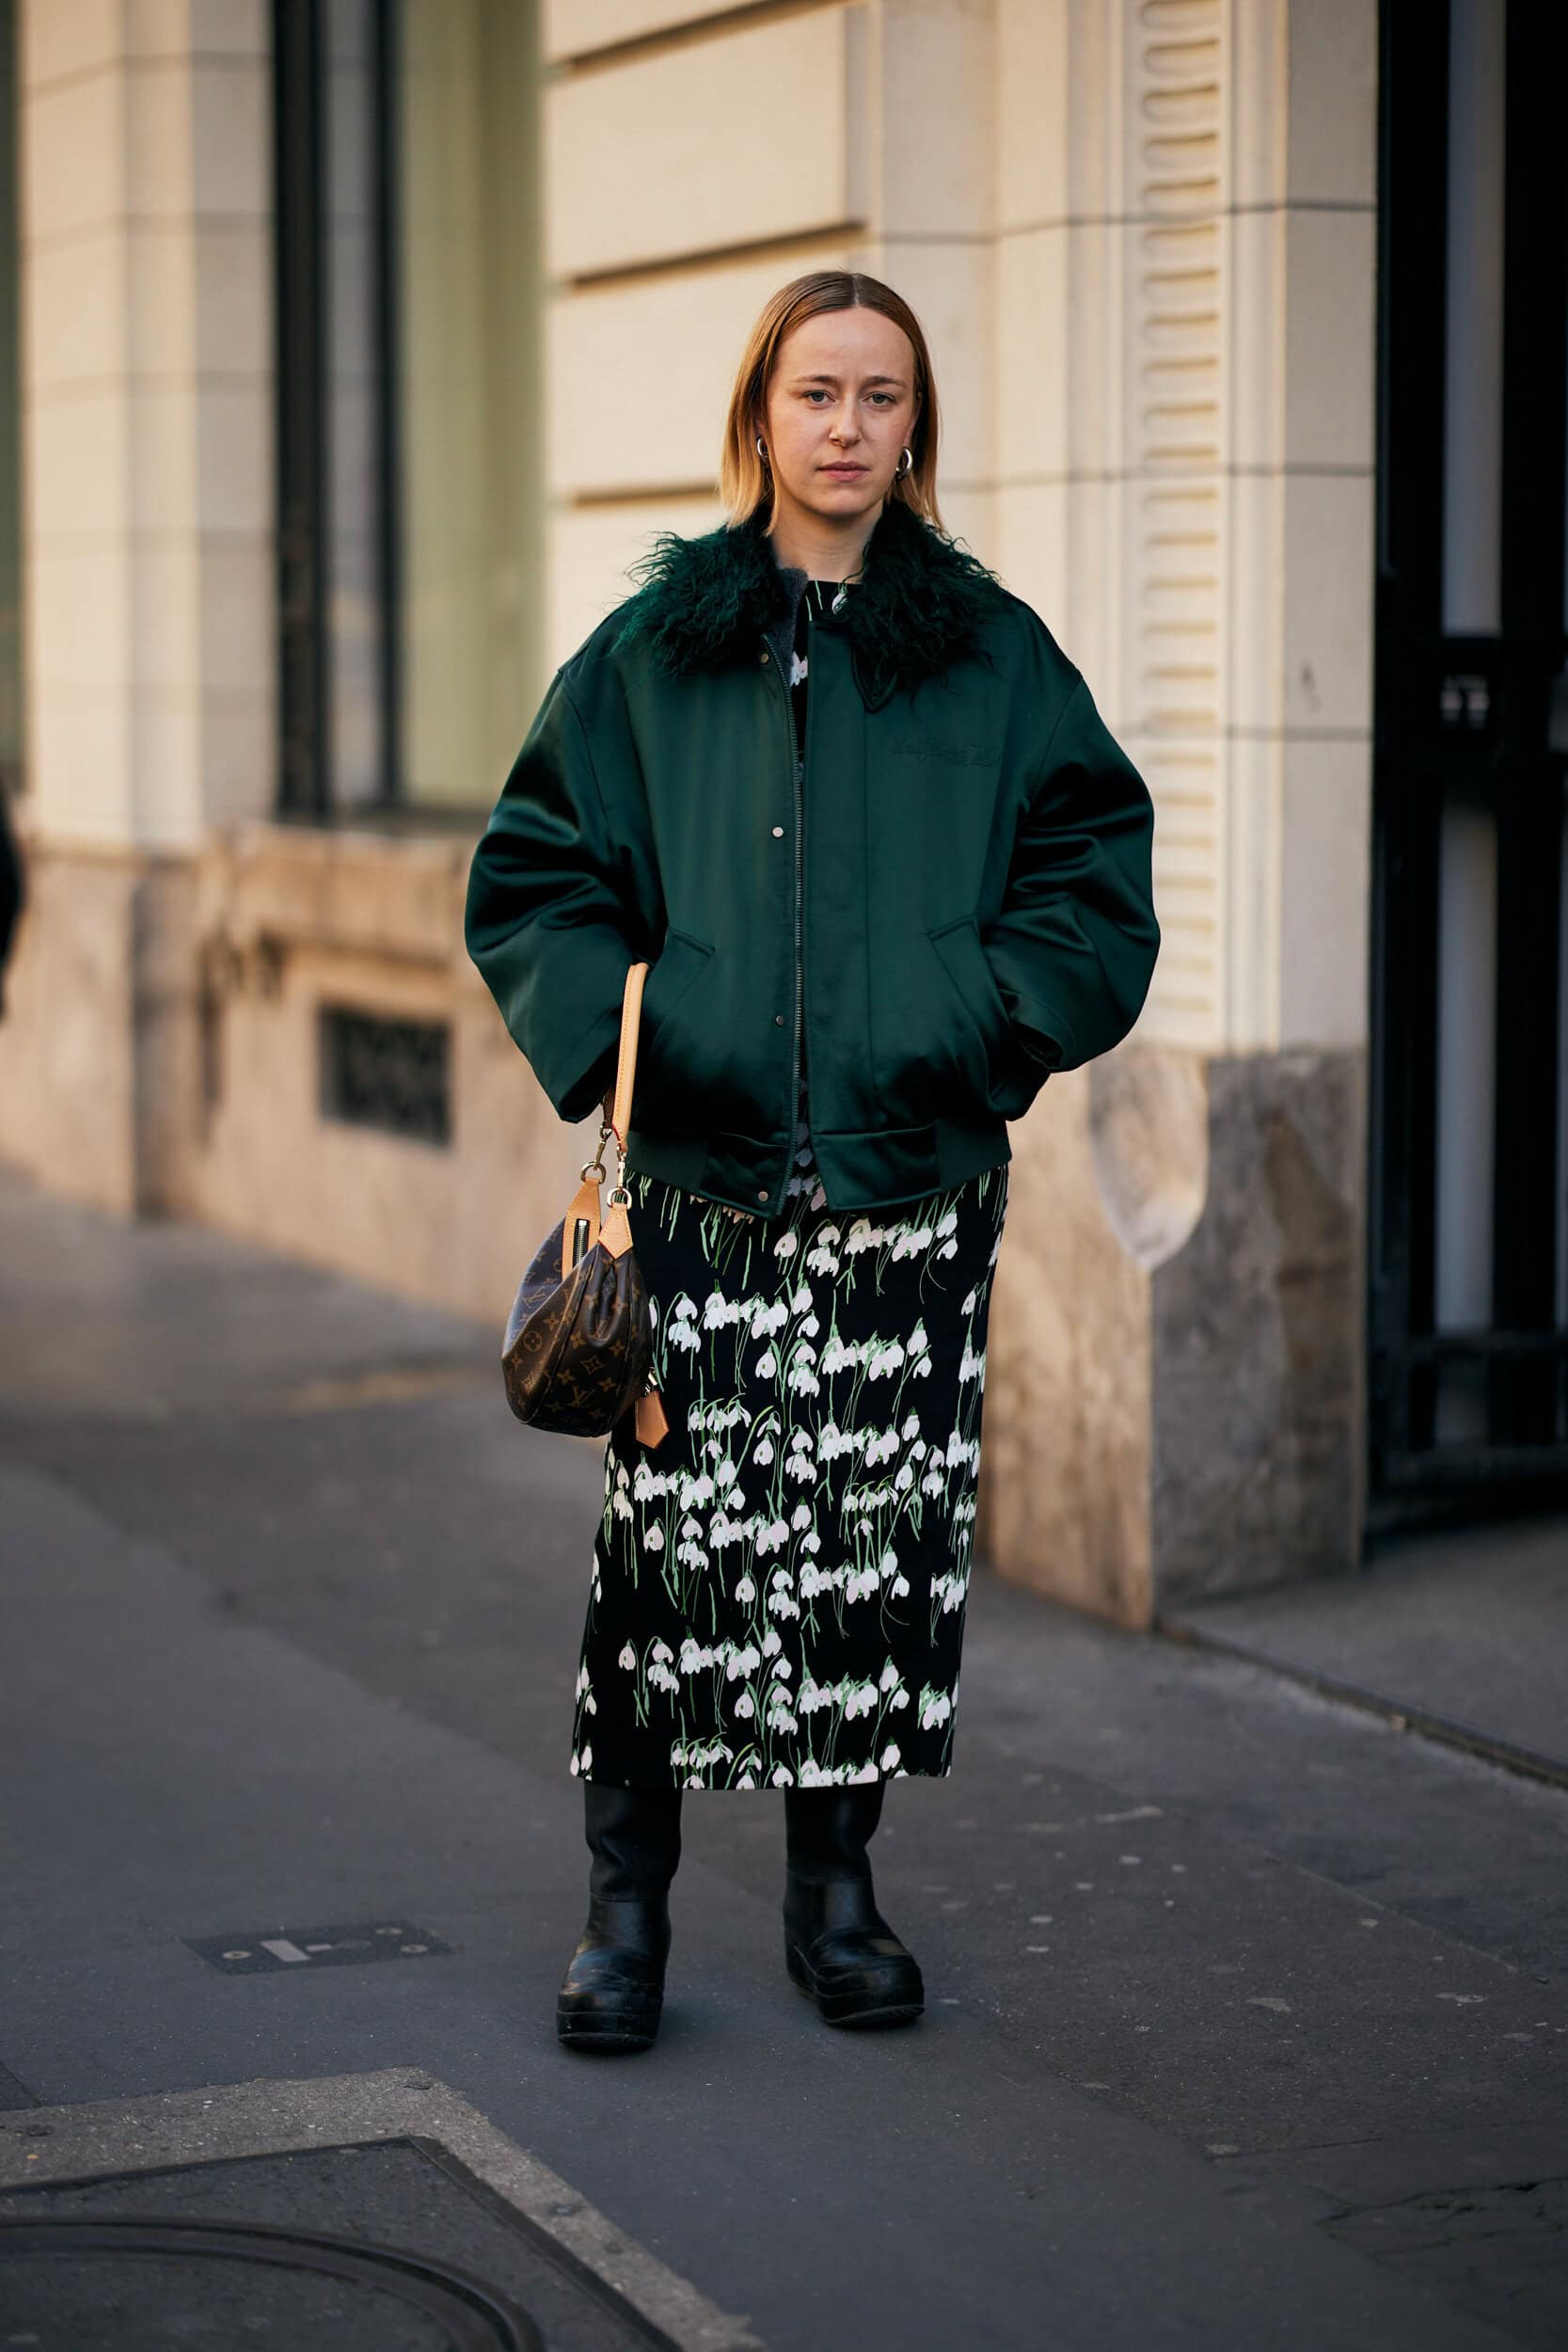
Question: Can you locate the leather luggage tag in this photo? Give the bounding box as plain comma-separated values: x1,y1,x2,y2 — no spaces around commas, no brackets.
635,1385,670,1448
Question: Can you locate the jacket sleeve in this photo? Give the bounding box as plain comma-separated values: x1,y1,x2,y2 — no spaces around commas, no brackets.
983,671,1160,1073
464,667,634,1123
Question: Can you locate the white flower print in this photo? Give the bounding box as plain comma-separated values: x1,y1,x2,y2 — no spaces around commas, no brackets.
573,1159,1008,1788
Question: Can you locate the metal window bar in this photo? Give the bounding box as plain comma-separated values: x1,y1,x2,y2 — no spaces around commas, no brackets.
318,1006,451,1147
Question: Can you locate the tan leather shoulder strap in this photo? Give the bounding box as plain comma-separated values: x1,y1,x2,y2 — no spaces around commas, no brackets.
557,961,648,1282
610,961,648,1150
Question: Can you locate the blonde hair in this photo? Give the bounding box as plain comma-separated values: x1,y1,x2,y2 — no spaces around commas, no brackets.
719,271,943,532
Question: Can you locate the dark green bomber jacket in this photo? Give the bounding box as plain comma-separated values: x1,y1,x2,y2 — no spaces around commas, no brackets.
464,495,1160,1219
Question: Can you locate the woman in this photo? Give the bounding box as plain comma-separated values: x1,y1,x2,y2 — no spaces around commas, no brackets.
465,271,1159,2055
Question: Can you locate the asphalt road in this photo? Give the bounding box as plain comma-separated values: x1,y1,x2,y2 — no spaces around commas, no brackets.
2,1166,1564,2350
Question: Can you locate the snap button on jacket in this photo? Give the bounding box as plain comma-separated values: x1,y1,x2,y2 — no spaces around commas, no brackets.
465,499,1161,1218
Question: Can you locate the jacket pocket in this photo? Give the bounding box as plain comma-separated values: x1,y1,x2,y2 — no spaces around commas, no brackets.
926,913,1010,1065
639,926,715,1055
926,912,1040,1121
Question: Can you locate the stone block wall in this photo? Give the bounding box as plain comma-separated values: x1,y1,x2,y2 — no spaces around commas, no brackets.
0,0,1384,1618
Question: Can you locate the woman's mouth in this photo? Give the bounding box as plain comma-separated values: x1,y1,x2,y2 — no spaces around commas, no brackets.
820,463,866,476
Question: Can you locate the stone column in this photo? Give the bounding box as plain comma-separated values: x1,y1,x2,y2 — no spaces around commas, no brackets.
0,0,274,1212
978,0,1379,1618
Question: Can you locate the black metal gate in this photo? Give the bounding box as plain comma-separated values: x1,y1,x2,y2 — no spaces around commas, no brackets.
1370,0,1568,1503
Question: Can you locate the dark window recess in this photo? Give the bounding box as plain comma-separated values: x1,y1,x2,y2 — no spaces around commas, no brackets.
1370,0,1568,1509
273,0,400,818
319,1006,451,1146
0,0,24,801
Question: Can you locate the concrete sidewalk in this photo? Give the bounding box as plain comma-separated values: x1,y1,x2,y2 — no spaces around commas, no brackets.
2,1165,1564,2350
1164,1512,1568,1785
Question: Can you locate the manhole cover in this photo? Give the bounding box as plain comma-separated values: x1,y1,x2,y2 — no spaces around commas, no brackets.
0,2140,674,2351
0,2215,539,2349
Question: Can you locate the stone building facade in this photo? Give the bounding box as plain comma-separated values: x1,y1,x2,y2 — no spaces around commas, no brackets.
3,2,1555,1624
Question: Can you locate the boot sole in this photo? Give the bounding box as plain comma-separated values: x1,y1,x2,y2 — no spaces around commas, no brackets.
785,1945,924,2028
557,2005,660,2053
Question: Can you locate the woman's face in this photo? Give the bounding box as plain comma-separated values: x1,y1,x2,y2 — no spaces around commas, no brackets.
759,306,922,532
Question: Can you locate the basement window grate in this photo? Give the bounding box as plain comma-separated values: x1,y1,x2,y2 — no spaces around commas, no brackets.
320,1006,451,1147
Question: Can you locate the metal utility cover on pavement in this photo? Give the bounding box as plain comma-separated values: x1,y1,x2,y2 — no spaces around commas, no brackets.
0,2069,768,2352
0,2140,674,2351
185,1920,451,1973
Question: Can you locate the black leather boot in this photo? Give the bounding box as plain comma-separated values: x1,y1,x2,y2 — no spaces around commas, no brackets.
783,1781,924,2028
557,1780,682,2053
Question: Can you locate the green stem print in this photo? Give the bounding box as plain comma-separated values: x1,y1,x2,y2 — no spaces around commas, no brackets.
570,1161,1008,1788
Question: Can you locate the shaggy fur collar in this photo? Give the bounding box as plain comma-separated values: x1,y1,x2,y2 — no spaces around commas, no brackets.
612,496,1008,710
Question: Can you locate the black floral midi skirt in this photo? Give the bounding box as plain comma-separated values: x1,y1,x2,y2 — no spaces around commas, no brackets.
570,1092,1009,1791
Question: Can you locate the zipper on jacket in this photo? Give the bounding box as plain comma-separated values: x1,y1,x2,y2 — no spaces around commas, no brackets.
759,641,802,1218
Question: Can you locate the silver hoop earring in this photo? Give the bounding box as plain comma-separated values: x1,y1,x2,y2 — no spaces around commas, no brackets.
756,435,768,463
896,446,913,477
